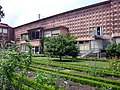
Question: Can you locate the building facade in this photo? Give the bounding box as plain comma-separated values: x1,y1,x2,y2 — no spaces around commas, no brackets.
0,23,14,48
11,0,120,55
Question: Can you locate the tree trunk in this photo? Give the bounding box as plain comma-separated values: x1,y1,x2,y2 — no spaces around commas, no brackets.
60,55,62,61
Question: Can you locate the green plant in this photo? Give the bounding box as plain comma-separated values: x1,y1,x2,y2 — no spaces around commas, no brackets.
14,73,55,90
105,43,120,59
32,59,120,77
32,54,45,57
44,33,79,60
34,71,63,90
30,64,120,86
29,66,120,90
0,38,32,89
109,59,120,72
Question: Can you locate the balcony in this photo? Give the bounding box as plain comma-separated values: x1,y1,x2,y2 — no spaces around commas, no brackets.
90,26,103,39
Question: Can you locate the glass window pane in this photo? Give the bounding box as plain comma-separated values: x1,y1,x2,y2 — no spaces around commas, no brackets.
36,32,39,39
32,32,35,39
3,28,7,33
0,28,2,33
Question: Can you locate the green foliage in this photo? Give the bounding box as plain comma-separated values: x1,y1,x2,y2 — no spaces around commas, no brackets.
64,34,79,58
32,54,45,57
0,5,5,22
31,64,120,86
34,72,62,89
30,65,120,90
105,43,120,59
116,43,120,58
44,33,79,60
0,38,32,89
32,58,120,77
14,73,55,90
105,43,117,58
109,59,120,72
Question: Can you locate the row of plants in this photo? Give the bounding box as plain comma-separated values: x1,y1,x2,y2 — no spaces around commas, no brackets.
33,58,108,70
32,59,120,77
30,64,120,86
29,65,120,90
33,54,108,62
32,54,46,57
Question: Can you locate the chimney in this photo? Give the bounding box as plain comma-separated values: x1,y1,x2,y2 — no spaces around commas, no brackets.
38,14,40,20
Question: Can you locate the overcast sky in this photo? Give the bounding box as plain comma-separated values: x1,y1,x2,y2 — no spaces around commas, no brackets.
1,0,106,27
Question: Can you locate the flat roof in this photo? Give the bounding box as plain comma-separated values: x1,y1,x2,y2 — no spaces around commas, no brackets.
14,0,110,29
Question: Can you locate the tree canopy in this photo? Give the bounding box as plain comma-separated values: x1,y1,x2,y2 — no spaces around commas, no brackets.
44,34,79,60
0,5,5,22
105,43,120,59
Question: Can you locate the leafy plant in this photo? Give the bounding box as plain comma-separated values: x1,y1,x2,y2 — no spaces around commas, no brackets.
109,59,120,72
0,38,32,89
30,65,120,90
44,33,79,60
34,71,61,90
105,43,120,59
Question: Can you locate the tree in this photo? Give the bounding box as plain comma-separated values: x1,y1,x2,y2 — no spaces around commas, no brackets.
64,33,79,58
44,34,79,60
105,43,117,58
0,5,5,22
116,43,120,59
105,43,120,59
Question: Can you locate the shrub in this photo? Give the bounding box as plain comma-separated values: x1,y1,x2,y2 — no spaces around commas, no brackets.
0,38,32,89
109,59,120,72
106,43,120,59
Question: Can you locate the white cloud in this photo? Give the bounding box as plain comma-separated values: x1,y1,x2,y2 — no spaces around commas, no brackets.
0,0,107,27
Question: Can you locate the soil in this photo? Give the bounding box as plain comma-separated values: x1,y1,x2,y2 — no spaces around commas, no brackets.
56,79,99,90
102,75,120,81
26,70,99,90
27,71,35,78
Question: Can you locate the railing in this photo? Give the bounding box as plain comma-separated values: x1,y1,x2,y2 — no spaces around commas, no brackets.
80,50,94,58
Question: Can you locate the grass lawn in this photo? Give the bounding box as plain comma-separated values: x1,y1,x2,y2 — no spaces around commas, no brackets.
69,61,109,68
33,57,109,69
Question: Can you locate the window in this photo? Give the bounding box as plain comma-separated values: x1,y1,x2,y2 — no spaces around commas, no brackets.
44,31,51,37
35,47,39,53
3,28,7,33
97,27,101,35
21,33,28,40
51,30,60,36
0,28,2,33
21,44,28,51
31,32,35,39
36,32,39,39
29,30,42,40
52,33,59,36
89,26,102,36
79,41,84,44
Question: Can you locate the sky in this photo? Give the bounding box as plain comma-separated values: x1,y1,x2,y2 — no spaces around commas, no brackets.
0,0,107,27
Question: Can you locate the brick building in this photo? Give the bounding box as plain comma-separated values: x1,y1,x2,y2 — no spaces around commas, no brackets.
9,0,120,56
0,23,14,48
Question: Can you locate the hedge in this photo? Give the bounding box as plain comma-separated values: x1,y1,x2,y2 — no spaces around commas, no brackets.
32,54,46,57
30,65,120,86
29,66,120,90
32,60,120,77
